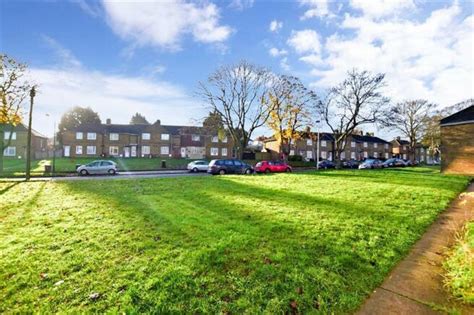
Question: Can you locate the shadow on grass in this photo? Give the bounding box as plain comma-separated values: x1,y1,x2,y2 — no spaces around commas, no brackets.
0,182,21,195
54,173,461,313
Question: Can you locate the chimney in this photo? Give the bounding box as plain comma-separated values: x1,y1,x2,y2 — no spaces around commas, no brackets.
154,119,161,126
106,118,111,125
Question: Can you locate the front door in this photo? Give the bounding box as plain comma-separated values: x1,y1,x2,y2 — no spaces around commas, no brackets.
181,147,186,158
131,146,137,157
64,146,70,157
124,147,130,158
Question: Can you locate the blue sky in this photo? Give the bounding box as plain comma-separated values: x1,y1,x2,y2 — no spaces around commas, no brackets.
1,0,473,137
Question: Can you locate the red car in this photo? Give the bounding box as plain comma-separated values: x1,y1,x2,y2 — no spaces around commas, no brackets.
254,160,292,173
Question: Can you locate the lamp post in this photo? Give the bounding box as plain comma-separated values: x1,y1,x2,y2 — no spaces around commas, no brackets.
25,86,36,181
315,120,320,170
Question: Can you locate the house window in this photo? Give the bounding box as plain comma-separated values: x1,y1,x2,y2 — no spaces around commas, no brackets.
351,152,356,159
307,139,313,146
160,146,169,155
403,153,407,159
110,133,119,141
142,145,150,155
290,149,295,156
192,135,200,142
87,146,96,155
421,148,424,153
321,140,327,147
212,136,219,143
374,143,378,148
321,151,327,159
384,144,389,149
341,151,345,159
3,146,16,156
221,148,228,156
374,152,378,158
87,132,96,140
210,147,219,156
4,132,16,140
142,133,151,140
76,145,83,155
109,146,119,156
161,133,169,140
351,141,356,148
222,136,228,143
363,142,368,148
421,155,425,161
363,151,368,158
307,150,313,159
385,153,389,159
76,132,83,140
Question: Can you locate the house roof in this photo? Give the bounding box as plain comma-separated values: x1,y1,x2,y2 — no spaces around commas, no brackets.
351,134,390,144
391,138,410,146
1,123,48,139
71,123,208,136
440,105,474,126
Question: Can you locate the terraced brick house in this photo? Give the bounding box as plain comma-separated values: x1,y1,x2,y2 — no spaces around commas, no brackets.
264,131,392,161
440,105,474,175
391,137,429,162
1,124,48,159
61,119,234,159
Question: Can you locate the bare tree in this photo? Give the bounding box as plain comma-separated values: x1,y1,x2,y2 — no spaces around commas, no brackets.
0,54,32,174
383,100,435,162
317,69,390,168
264,75,318,157
199,61,271,158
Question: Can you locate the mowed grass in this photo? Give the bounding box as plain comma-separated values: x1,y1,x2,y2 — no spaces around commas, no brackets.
0,169,469,313
444,221,474,304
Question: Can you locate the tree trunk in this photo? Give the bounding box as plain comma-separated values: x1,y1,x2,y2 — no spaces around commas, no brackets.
0,152,3,175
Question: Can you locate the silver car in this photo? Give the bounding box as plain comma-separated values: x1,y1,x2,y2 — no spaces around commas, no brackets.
77,160,118,176
187,160,209,172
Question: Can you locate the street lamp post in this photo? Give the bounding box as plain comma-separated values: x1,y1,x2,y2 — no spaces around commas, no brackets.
315,120,320,170
25,86,36,181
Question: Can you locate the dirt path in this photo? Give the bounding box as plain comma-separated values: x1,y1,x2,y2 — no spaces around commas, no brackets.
357,182,474,315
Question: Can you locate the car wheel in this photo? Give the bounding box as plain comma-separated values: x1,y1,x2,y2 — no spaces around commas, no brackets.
219,169,226,175
245,168,252,175
286,168,292,172
192,167,199,173
264,169,271,174
80,169,88,176
108,169,116,175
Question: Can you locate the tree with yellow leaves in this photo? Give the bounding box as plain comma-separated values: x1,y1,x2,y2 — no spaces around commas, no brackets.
264,75,318,159
0,54,32,173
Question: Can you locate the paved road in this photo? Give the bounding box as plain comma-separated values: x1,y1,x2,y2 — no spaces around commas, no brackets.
1,168,318,182
0,170,210,182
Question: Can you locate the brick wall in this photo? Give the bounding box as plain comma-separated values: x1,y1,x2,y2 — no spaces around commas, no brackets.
441,123,474,175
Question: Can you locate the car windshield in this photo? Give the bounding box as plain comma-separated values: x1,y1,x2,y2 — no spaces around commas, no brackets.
87,162,100,167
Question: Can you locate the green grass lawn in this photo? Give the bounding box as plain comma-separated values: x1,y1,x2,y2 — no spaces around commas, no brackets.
444,221,474,304
0,169,469,313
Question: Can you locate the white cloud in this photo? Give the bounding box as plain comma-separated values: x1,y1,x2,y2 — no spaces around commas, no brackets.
287,29,322,54
280,57,291,71
41,35,82,68
102,0,232,51
269,47,288,57
71,0,102,17
229,0,255,11
30,67,202,137
304,2,473,107
349,0,415,18
269,20,283,32
299,0,333,20
299,54,323,66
